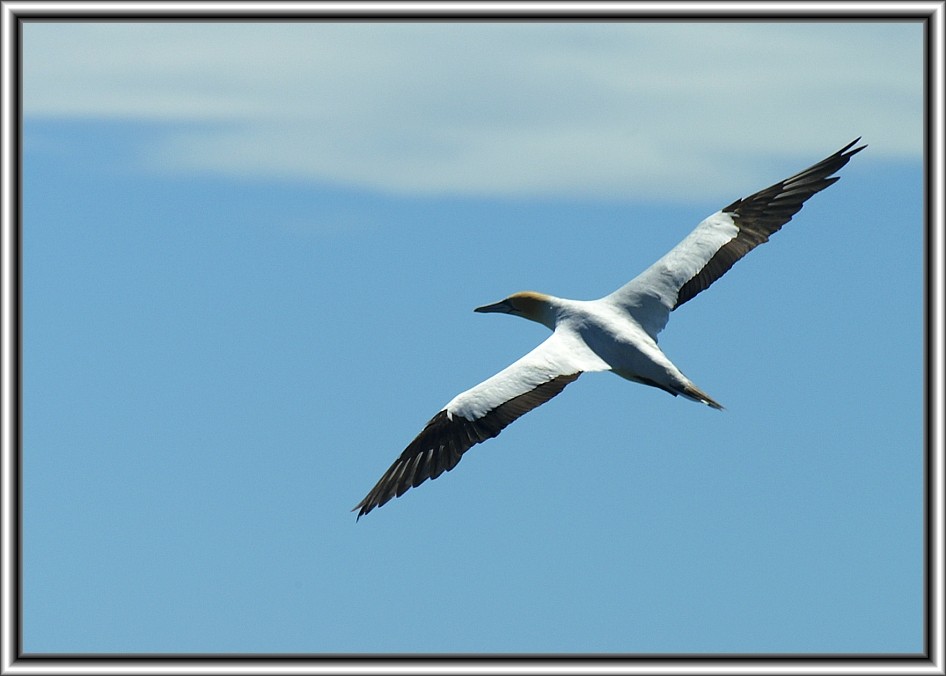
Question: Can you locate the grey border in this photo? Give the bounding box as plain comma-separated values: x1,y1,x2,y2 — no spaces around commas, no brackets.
1,1,943,674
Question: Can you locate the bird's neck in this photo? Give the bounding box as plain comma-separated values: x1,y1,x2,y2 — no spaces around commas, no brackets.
516,293,561,330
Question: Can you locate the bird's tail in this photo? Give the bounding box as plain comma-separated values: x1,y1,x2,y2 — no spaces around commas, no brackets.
681,382,724,410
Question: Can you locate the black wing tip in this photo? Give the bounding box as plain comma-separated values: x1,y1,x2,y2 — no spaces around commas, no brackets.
352,468,396,521
351,484,394,521
352,483,405,519
674,138,866,310
841,136,867,155
836,137,867,163
798,136,867,187
352,374,583,521
795,136,867,180
724,137,867,213
351,410,460,522
352,501,369,521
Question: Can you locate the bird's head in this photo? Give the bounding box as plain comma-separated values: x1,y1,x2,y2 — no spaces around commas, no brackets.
474,291,555,328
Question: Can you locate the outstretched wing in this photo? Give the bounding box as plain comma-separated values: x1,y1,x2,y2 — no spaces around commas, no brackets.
606,138,866,338
353,330,608,519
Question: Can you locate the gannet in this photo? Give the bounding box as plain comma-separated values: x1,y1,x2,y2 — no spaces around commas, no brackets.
354,139,865,519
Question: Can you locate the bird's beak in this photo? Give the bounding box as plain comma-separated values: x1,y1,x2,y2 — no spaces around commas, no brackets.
474,299,513,314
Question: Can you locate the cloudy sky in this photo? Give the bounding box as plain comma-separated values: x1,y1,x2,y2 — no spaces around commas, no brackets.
22,19,924,654
24,22,920,199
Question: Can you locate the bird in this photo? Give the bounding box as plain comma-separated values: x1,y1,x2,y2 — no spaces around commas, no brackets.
353,138,865,519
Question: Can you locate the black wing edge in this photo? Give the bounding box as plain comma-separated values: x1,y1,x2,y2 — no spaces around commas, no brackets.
674,137,867,309
352,372,581,520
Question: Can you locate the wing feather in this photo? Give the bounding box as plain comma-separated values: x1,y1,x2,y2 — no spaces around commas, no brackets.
353,373,579,519
353,332,598,519
607,139,865,338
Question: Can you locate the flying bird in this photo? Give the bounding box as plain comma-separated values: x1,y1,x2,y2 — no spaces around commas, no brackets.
354,139,865,519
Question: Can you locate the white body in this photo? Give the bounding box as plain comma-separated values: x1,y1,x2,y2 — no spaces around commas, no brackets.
446,292,713,422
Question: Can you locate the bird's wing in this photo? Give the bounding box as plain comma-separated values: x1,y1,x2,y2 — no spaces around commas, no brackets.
605,138,866,339
353,329,608,519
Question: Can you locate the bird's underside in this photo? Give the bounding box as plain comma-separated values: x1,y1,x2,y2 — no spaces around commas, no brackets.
353,138,865,519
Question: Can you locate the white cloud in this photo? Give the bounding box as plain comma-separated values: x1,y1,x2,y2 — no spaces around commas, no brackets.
23,21,922,200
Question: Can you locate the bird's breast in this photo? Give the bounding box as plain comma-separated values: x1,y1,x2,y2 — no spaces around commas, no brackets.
571,311,662,372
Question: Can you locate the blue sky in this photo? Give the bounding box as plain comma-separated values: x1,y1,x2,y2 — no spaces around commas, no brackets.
22,21,923,654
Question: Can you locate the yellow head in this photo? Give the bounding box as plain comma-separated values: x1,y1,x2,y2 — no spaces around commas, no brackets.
474,291,554,327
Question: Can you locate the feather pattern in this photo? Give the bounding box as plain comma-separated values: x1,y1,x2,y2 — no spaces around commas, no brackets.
607,138,865,337
353,372,580,519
